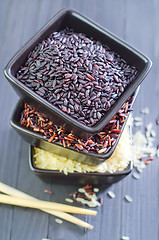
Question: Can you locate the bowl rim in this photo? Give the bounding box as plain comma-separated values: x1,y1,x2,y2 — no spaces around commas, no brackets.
4,8,152,136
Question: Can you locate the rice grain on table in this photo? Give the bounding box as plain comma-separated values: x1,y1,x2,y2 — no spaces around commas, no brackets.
124,195,133,203
132,172,140,180
55,218,63,224
132,123,157,171
107,191,116,199
121,236,130,240
141,107,149,114
65,198,74,203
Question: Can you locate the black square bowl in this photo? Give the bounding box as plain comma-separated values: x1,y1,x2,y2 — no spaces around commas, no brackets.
10,88,139,166
29,145,133,185
4,9,151,139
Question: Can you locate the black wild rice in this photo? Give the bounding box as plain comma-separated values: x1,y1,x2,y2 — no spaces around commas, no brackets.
17,28,137,127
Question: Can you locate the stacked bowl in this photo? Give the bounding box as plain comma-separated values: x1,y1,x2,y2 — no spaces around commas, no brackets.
4,9,151,184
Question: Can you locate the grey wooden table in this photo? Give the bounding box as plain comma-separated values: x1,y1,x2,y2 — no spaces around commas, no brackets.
0,0,159,239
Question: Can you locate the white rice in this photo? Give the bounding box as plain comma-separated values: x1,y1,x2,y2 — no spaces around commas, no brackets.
107,191,116,199
55,218,63,224
124,195,133,203
121,236,130,240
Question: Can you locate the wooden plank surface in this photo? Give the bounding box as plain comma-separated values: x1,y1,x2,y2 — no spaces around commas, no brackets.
0,0,159,239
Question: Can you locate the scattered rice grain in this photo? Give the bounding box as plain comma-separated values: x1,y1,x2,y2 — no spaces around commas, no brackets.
146,123,153,138
107,191,116,199
78,188,86,193
55,218,63,224
124,195,133,202
156,117,159,125
132,128,156,170
137,167,143,173
132,172,140,179
134,121,143,127
65,198,74,203
75,197,100,207
121,236,130,240
134,117,142,122
141,107,149,114
93,188,99,193
44,189,53,194
150,129,156,137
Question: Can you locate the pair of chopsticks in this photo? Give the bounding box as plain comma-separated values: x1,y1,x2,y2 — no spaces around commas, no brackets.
0,182,96,229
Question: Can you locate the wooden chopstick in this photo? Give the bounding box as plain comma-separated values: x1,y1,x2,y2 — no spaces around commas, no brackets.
0,182,94,229
0,193,97,215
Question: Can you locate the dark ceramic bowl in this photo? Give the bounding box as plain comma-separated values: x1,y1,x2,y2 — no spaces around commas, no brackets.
10,88,139,166
4,9,151,139
29,145,133,185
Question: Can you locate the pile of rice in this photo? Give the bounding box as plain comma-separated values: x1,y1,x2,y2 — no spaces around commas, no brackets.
33,122,132,175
